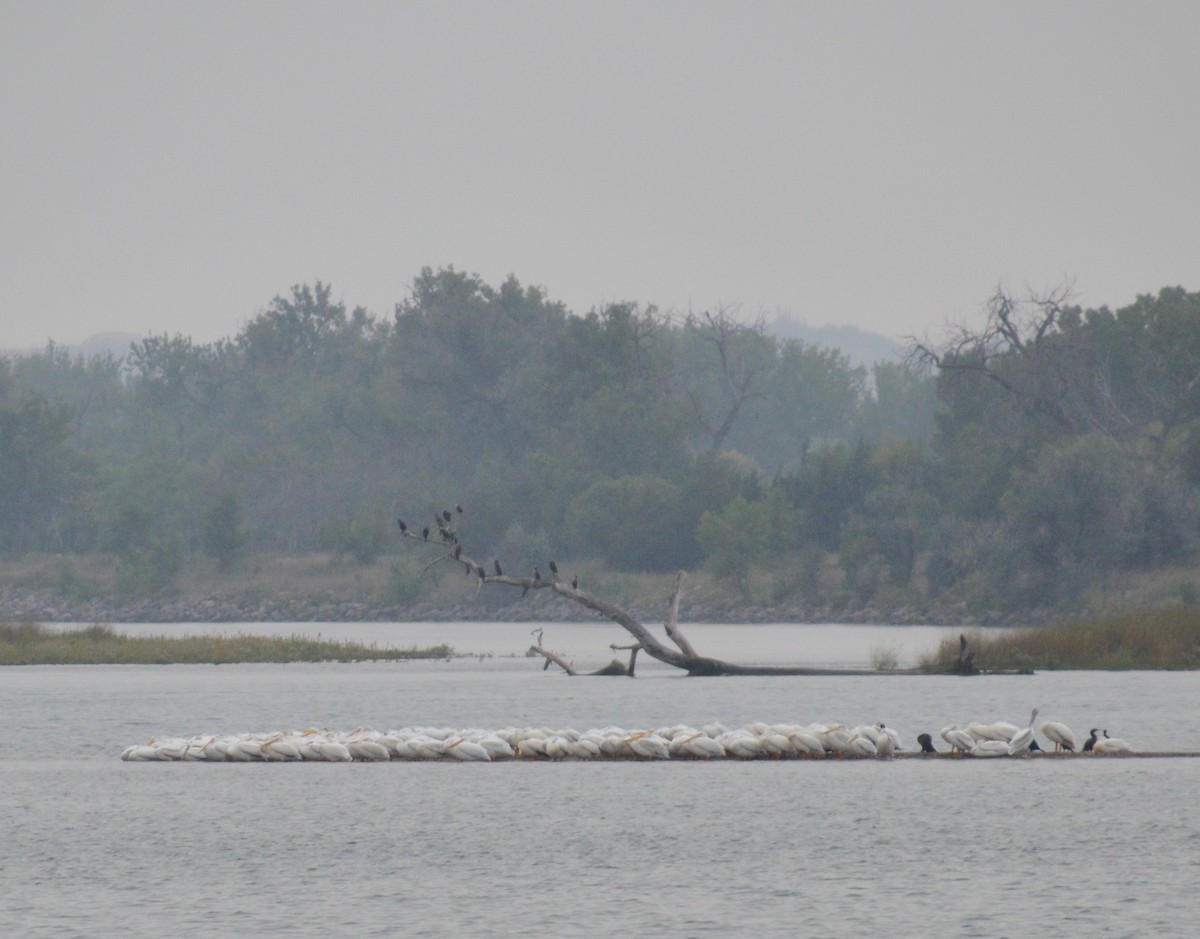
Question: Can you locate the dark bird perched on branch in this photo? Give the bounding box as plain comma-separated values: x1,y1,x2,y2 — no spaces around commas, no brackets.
571,575,578,590
917,733,937,754
533,566,541,582
422,526,429,541
397,519,407,533
453,545,462,560
549,560,558,575
494,560,502,576
456,504,463,514
443,509,453,523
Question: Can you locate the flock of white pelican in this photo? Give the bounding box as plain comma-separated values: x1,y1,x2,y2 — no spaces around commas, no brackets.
120,712,1135,762
934,708,1133,757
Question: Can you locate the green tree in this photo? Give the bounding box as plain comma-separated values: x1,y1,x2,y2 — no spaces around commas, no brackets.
563,475,694,571
696,490,798,585
202,489,245,570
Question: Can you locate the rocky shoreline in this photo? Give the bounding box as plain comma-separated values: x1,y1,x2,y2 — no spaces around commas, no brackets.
0,585,1038,628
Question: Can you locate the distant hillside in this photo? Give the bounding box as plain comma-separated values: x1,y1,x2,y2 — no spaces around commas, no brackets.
768,316,904,368
2,332,141,360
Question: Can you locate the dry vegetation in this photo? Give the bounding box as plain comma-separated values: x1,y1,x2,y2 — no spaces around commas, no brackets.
919,609,1200,671
0,622,452,666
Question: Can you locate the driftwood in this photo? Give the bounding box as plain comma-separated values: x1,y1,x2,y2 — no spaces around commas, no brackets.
398,509,952,677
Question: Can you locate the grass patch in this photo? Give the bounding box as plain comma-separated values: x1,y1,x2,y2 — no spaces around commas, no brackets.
918,608,1200,671
0,622,453,666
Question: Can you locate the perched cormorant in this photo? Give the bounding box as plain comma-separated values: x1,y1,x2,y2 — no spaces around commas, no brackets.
455,504,463,514
397,519,407,533
571,575,578,590
533,566,541,582
1083,729,1099,752
453,545,462,560
422,527,429,541
917,733,937,754
549,560,558,575
443,509,453,523
494,560,502,576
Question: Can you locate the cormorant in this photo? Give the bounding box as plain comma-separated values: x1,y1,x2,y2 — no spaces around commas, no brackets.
397,519,407,532
571,575,578,590
455,504,463,514
549,560,558,575
533,566,541,582
1083,729,1099,752
443,509,453,523
422,527,429,541
494,560,502,576
917,733,937,754
453,545,462,559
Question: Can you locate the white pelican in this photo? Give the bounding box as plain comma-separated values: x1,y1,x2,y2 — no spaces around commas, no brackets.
967,720,1020,742
626,732,671,760
444,738,492,761
788,730,826,758
477,734,516,760
940,724,976,754
971,740,1011,758
1039,719,1076,753
261,733,304,761
875,722,902,752
845,734,878,758
1094,731,1133,754
720,730,765,759
345,735,391,762
516,736,548,759
677,732,726,759
1006,708,1039,756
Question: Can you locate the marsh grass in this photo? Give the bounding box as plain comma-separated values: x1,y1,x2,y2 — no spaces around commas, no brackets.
919,609,1200,672
0,622,453,666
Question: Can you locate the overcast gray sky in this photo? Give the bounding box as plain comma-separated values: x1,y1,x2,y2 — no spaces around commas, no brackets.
3,1,1198,350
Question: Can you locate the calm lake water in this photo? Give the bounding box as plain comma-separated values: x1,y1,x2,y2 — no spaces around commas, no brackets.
3,622,1199,937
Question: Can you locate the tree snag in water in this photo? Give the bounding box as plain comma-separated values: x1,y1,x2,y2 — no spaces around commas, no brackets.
397,505,886,677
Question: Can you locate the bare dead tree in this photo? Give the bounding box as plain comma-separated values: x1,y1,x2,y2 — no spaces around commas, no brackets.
907,282,1082,432
396,510,884,677
685,307,769,452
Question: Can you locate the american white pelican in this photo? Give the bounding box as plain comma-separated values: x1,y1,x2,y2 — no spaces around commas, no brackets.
261,733,304,761
1039,719,1076,753
971,740,1011,757
940,724,975,754
677,732,727,759
967,722,1014,742
845,734,878,758
1007,708,1039,756
720,730,765,759
1094,731,1133,754
625,732,671,760
444,738,492,761
788,730,826,758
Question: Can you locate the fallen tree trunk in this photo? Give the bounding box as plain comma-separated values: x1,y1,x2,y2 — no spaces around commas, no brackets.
398,511,911,677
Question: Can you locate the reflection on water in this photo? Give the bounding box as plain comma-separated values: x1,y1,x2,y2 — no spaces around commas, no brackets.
4,623,1199,937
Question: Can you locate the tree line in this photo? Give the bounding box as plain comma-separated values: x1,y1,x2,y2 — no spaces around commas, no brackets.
2,269,1196,612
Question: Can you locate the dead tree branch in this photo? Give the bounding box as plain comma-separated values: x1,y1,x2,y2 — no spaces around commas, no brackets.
398,507,889,676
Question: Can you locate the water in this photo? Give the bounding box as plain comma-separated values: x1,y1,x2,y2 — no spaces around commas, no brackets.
3,623,1199,937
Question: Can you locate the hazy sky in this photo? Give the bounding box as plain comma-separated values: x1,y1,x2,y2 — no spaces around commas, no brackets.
3,1,1198,350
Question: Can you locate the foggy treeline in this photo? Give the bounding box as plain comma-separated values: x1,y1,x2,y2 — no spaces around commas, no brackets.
2,268,1198,611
